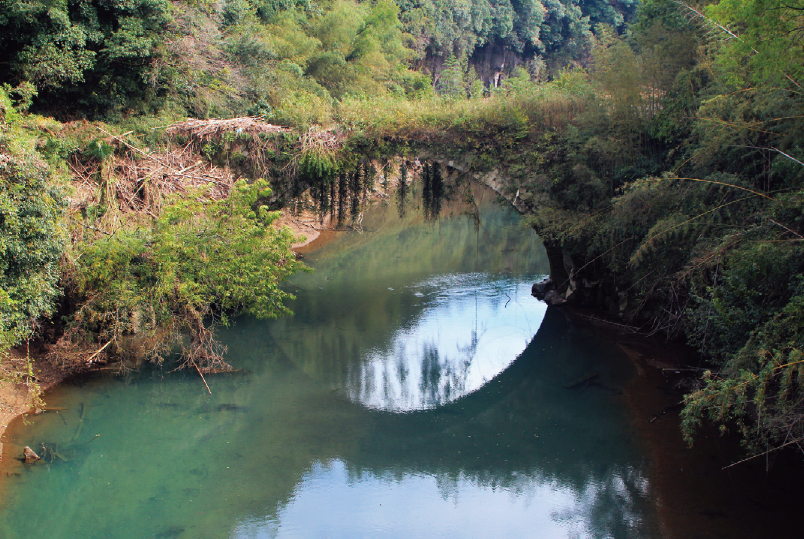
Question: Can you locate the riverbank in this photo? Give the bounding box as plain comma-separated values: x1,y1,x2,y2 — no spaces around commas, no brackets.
0,206,325,461
0,348,77,463
273,207,338,250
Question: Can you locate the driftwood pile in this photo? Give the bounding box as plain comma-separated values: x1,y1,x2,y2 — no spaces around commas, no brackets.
165,116,290,142
68,139,236,215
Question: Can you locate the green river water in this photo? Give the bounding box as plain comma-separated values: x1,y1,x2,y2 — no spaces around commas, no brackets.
0,186,661,538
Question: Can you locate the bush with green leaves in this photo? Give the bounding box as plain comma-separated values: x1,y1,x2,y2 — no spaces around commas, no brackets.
69,179,305,369
682,271,804,456
0,140,66,351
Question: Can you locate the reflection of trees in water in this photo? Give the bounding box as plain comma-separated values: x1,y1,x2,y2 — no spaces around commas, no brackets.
475,465,654,538
417,341,469,409
307,161,376,228
332,461,656,538
350,328,482,411
419,343,443,406
396,162,409,218
416,325,479,409
421,161,445,221
395,159,445,221
551,466,654,539
457,328,478,366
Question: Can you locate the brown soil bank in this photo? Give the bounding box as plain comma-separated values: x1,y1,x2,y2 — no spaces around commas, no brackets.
0,348,75,462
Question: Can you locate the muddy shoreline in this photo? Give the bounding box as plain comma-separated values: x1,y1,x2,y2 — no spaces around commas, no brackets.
0,351,75,464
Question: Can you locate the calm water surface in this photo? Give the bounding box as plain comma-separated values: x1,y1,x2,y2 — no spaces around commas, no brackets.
0,186,660,538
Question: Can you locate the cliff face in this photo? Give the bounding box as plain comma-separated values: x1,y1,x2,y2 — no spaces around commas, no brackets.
421,43,529,90
470,42,527,87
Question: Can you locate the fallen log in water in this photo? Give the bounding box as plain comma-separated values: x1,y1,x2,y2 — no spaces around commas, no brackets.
73,402,85,441
40,442,71,463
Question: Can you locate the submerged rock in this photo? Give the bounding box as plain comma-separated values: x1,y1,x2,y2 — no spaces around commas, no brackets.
23,446,40,463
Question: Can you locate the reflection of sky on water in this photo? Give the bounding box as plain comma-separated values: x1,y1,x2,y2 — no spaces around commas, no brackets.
346,274,546,412
231,459,651,539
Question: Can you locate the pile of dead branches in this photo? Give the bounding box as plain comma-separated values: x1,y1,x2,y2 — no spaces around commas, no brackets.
113,144,235,211
68,141,235,216
299,127,342,151
165,116,290,142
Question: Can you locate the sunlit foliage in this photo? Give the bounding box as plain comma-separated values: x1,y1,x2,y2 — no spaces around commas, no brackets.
68,179,304,368
0,89,66,350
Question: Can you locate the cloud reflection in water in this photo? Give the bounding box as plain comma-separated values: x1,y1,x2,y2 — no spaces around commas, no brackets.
345,274,546,412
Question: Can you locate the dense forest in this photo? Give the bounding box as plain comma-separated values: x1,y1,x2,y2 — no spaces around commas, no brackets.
1,0,803,463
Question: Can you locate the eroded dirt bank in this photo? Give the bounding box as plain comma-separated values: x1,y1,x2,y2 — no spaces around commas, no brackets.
0,348,76,463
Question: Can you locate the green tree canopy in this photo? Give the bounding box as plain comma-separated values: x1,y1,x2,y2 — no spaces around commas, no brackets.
0,0,173,115
0,90,65,350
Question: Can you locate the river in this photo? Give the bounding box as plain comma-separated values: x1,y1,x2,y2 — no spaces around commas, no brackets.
1,183,663,537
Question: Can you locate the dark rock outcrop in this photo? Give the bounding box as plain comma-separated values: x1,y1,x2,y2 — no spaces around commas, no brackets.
531,277,567,306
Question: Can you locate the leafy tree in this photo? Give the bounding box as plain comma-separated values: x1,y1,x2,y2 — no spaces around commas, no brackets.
223,0,257,26
682,241,804,455
705,0,804,88
255,0,314,22
590,28,644,149
0,90,65,350
0,0,173,115
581,0,639,30
69,179,304,369
437,54,467,97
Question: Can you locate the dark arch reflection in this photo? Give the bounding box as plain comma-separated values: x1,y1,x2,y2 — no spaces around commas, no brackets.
231,308,660,539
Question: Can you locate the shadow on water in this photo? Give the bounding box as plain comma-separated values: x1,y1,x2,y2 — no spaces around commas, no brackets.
346,307,655,537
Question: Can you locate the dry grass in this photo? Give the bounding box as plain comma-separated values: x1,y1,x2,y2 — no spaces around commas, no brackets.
165,116,290,141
